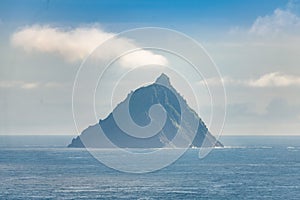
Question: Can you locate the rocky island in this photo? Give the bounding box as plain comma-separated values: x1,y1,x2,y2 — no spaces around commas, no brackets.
68,73,223,148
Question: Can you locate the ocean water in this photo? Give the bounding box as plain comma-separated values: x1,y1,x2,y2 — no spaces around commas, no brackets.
0,136,299,199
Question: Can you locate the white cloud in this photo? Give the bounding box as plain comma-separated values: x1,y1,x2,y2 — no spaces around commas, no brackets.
0,81,68,90
11,25,168,67
119,50,168,68
249,4,300,36
198,77,236,87
11,25,112,62
228,1,300,37
20,82,39,89
198,72,300,88
248,72,300,87
0,81,39,89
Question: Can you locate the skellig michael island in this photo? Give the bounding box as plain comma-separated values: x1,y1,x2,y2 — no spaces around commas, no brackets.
68,74,223,148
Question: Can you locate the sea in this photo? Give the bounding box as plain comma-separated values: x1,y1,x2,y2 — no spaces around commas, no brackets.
0,135,299,200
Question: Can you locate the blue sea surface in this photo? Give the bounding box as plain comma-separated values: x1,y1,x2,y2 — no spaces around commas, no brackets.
0,136,299,199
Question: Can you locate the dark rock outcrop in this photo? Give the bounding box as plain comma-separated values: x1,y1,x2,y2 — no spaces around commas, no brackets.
68,73,223,148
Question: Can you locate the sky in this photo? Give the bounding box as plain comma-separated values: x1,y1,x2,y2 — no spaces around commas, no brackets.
0,0,300,136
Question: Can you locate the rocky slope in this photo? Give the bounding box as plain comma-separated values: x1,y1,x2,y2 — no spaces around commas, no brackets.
68,73,223,148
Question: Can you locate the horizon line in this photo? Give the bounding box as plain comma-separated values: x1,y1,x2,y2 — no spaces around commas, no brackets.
1,134,300,137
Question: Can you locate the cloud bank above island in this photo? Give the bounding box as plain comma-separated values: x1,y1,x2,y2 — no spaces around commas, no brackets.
11,25,168,68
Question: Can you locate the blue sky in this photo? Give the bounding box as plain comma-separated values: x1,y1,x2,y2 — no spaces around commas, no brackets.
1,0,300,136
0,0,289,25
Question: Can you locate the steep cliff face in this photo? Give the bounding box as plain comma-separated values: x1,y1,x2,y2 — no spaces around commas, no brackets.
68,74,223,148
